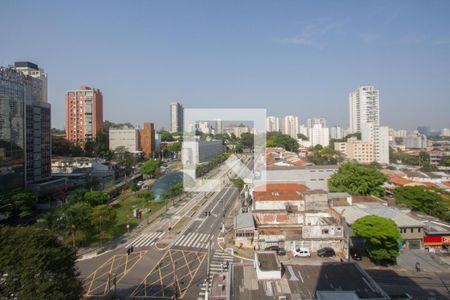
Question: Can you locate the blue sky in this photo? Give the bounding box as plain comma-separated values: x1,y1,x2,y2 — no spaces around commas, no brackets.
1,0,449,130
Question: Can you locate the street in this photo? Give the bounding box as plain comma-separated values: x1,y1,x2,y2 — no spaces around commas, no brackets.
78,156,249,299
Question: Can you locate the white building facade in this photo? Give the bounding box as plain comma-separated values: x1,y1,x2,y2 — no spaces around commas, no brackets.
282,115,299,139
109,127,139,152
349,86,380,133
266,116,280,132
170,102,184,133
308,124,330,147
361,123,389,164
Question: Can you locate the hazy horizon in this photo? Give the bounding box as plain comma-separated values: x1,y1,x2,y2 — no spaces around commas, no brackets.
1,1,449,131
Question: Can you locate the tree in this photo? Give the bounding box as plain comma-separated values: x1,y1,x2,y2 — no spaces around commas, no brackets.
140,159,162,177
328,163,388,197
0,227,83,299
393,186,449,221
297,133,308,140
83,191,109,206
7,191,38,220
166,142,181,153
138,190,155,201
441,156,450,166
91,205,117,234
159,130,174,142
230,177,245,189
307,146,343,165
240,132,254,149
352,215,401,263
267,132,299,152
113,146,136,173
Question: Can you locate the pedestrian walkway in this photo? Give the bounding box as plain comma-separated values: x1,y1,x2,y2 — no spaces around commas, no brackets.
197,248,234,300
173,232,213,250
125,232,165,248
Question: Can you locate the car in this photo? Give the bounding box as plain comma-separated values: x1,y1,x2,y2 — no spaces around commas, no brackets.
317,247,336,257
292,247,311,257
350,248,362,260
264,246,286,256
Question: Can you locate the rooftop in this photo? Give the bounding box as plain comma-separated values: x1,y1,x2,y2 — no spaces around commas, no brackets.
334,203,423,227
256,252,280,271
253,183,308,201
230,263,389,300
234,212,255,230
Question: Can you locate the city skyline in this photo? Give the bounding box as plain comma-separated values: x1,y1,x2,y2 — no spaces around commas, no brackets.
1,1,450,130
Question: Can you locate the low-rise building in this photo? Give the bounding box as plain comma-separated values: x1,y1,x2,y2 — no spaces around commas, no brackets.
264,165,338,191
228,262,389,300
234,212,255,248
332,201,424,249
250,183,345,255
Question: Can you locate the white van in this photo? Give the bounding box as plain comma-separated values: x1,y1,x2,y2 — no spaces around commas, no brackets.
292,247,311,257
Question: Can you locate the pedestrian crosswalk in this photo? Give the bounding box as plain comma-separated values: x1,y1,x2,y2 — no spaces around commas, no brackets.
197,249,234,300
126,232,165,248
173,232,212,249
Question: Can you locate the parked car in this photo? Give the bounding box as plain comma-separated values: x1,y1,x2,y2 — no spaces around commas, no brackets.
292,247,311,257
265,246,286,256
317,247,336,257
350,248,362,260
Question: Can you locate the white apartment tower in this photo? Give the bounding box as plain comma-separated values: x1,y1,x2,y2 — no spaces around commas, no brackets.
170,102,184,133
307,118,326,129
362,123,389,164
349,86,380,133
266,116,280,132
308,124,330,147
282,115,299,139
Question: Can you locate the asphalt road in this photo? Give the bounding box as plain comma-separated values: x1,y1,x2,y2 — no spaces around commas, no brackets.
79,155,250,299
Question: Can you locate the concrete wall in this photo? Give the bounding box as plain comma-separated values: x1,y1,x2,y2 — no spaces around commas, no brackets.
265,166,337,190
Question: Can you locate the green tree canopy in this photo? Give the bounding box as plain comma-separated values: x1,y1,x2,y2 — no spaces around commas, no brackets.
0,226,83,299
393,186,449,221
240,132,254,149
83,191,109,206
352,215,401,263
159,130,174,142
140,159,162,176
328,163,388,197
267,132,299,152
91,204,117,231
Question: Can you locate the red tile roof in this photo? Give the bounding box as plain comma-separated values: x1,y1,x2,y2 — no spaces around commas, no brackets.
389,176,413,186
253,183,308,201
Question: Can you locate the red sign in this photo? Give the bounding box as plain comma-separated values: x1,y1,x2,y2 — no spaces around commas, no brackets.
424,235,450,246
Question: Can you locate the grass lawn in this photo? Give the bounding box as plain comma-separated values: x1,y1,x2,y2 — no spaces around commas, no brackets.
171,216,191,234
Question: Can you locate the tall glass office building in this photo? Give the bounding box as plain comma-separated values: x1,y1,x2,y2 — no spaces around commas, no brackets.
0,67,26,191
0,63,51,192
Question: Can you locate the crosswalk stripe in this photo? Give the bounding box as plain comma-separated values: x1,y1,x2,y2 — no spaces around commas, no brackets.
181,233,195,247
194,233,207,248
177,232,192,246
174,233,187,246
135,232,157,247
190,233,203,248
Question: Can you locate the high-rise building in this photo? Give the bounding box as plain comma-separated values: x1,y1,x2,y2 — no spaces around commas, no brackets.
404,133,427,149
170,102,184,133
282,115,299,139
197,122,211,135
362,123,389,164
395,129,408,138
441,128,450,137
306,118,326,129
349,86,380,133
0,62,51,192
139,122,155,158
214,119,223,134
330,125,344,140
266,116,280,132
66,86,103,147
109,126,139,153
308,124,330,147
